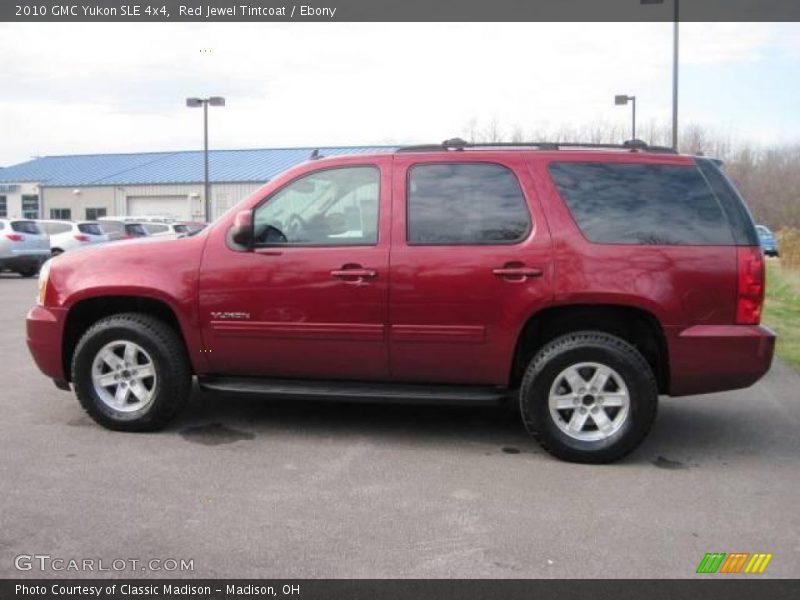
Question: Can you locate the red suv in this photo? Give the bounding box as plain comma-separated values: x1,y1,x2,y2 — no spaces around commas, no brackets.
26,140,775,463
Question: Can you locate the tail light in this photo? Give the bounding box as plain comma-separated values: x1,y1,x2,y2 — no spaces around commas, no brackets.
73,234,91,242
5,234,24,242
736,247,765,325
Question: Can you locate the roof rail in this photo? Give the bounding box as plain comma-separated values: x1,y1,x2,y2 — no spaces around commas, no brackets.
396,138,678,154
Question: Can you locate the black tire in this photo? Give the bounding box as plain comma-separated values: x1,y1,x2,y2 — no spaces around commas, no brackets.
519,331,658,464
17,267,38,278
71,312,191,431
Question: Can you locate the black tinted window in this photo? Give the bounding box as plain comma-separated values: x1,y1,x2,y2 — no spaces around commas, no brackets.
11,220,42,234
408,163,531,244
549,162,733,245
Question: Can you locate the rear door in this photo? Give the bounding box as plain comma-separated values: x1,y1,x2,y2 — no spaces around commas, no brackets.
388,154,553,384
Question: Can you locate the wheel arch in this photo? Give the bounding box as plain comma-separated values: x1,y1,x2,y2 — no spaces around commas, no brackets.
510,303,670,394
62,295,196,382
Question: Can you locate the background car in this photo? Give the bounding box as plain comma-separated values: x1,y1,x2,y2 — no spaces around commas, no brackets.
756,224,779,257
97,218,151,241
142,222,193,236
0,218,50,277
37,220,109,255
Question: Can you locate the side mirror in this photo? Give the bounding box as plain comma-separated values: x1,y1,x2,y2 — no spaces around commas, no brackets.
230,210,253,247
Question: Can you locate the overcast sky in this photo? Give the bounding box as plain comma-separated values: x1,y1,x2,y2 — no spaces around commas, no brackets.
0,22,798,165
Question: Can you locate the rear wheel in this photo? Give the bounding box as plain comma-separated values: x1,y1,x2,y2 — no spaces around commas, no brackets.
71,313,191,431
520,331,658,464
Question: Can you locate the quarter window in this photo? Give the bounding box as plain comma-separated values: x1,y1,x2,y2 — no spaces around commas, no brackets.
549,162,733,245
253,166,380,246
407,163,531,244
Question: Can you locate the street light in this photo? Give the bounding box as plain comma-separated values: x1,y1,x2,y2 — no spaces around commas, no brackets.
615,94,637,140
186,96,225,222
641,0,679,150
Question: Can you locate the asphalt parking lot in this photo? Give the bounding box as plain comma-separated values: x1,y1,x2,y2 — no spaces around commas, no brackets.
1,273,799,579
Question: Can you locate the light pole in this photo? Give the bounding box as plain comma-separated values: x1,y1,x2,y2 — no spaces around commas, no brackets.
186,96,225,222
615,94,637,140
641,0,679,150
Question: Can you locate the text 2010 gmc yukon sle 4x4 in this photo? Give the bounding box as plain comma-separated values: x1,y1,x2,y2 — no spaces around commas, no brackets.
26,140,776,463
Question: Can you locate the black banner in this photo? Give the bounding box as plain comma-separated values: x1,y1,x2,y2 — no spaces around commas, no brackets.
3,580,800,600
3,0,800,22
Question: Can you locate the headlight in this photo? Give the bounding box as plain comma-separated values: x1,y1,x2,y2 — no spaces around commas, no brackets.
37,259,52,306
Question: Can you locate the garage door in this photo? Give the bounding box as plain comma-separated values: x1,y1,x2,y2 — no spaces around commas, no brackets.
127,196,190,221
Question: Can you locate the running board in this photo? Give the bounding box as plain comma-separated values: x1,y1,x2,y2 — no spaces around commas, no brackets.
198,376,510,405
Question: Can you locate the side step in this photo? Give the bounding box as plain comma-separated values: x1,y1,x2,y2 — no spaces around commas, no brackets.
198,376,511,406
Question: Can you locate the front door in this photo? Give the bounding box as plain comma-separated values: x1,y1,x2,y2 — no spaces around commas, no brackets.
199,159,392,380
388,154,553,384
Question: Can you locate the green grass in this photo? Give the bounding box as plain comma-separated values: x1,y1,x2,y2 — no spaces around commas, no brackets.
764,260,800,372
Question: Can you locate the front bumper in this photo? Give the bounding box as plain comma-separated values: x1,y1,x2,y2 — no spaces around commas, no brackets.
26,305,68,381
668,324,776,396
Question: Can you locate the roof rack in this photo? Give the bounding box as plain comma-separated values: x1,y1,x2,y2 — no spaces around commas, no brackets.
396,138,678,154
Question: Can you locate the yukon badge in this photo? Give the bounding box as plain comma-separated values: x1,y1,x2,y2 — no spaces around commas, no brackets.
210,311,251,320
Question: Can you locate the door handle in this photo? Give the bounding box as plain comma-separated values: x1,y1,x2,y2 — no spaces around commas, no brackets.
331,267,377,283
492,266,543,280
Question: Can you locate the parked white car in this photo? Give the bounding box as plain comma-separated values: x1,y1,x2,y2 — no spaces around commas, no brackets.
37,220,109,255
0,219,50,277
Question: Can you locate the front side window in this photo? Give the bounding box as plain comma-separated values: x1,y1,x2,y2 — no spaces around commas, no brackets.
549,162,733,245
253,166,379,246
21,195,39,219
407,163,531,245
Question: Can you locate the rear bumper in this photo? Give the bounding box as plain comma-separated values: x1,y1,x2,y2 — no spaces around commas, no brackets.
668,324,776,396
26,305,68,381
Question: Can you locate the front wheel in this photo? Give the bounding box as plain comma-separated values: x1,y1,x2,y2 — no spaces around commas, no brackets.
71,313,191,431
520,331,658,464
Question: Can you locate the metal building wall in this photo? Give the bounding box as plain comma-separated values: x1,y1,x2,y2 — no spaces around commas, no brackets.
42,182,266,221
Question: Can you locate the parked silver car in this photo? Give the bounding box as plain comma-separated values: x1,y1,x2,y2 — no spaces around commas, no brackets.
0,219,50,277
37,220,109,255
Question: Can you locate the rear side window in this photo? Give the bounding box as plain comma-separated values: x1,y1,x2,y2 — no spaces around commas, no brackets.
549,162,733,245
11,220,42,235
173,224,189,234
78,223,104,235
408,163,531,244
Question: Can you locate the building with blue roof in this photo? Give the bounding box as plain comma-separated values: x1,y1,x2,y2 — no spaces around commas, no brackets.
0,146,395,221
